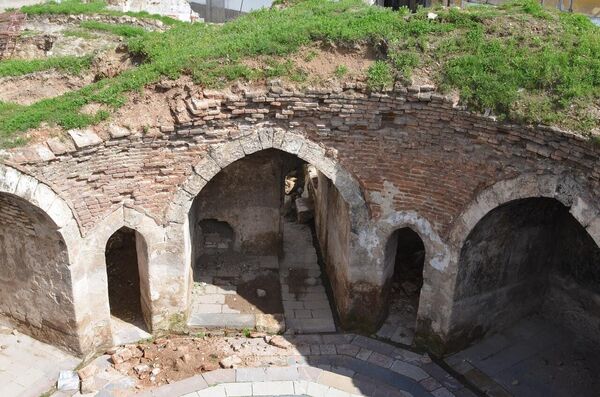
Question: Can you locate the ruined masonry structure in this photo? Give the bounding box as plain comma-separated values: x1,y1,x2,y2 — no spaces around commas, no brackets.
2,81,600,356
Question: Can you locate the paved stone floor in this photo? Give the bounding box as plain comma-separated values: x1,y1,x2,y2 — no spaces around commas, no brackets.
280,220,335,334
0,324,80,397
44,333,473,397
189,219,335,333
446,314,600,397
375,286,419,346
112,316,152,346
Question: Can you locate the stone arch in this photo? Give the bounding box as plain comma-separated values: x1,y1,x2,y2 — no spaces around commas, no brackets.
366,211,452,337
167,129,370,332
166,128,369,229
78,206,167,346
448,173,600,249
0,165,80,251
441,173,600,352
0,165,82,353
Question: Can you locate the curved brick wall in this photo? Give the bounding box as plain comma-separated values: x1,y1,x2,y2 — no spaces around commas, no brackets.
3,81,600,354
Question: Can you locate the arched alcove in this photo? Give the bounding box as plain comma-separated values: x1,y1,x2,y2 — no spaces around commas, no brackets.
377,227,426,344
0,192,79,352
186,148,343,333
453,197,600,344
105,226,151,342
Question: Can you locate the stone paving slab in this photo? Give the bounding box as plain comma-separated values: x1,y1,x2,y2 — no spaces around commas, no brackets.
280,220,336,334
0,326,80,397
188,313,256,328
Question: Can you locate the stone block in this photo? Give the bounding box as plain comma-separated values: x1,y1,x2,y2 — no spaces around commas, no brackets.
390,360,430,381
202,368,235,386
68,129,103,149
256,313,285,334
31,144,56,161
46,137,72,155
108,124,131,139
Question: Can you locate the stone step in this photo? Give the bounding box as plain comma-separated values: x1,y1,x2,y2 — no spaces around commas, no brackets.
188,313,255,329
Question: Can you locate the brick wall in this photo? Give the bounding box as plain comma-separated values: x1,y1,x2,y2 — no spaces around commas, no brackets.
8,81,599,240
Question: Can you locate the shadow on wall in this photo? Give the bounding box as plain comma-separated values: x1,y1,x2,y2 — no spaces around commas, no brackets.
105,227,151,333
0,192,79,354
449,197,600,352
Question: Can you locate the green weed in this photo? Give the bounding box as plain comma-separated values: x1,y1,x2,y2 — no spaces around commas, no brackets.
367,60,393,91
80,20,147,38
0,55,93,78
334,65,348,78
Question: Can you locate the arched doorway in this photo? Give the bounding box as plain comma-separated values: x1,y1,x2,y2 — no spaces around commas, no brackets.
377,227,425,345
105,227,151,344
187,149,340,333
447,197,600,395
0,192,79,353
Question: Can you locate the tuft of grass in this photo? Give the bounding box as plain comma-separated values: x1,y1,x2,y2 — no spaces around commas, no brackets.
80,20,147,37
0,55,93,78
242,328,251,338
62,28,99,40
367,60,393,91
334,65,348,78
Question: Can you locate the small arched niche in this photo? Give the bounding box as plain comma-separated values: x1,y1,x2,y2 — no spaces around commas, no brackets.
105,226,151,343
377,227,426,345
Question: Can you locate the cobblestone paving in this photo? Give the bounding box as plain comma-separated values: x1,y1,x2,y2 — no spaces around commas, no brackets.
0,324,80,397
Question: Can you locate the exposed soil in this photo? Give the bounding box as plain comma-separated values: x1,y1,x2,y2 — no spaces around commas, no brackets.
243,43,375,85
0,70,94,105
291,44,376,81
111,334,292,389
113,337,225,388
13,20,121,60
95,85,177,134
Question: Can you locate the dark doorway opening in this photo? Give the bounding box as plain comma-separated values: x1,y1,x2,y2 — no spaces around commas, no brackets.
105,227,147,331
377,227,426,344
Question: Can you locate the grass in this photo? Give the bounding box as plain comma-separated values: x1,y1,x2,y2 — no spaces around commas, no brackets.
0,0,598,147
367,61,393,90
0,55,93,78
80,20,148,37
334,65,348,78
62,28,99,40
22,0,181,26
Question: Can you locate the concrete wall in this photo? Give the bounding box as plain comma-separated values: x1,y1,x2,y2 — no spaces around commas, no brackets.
0,192,79,353
108,0,200,22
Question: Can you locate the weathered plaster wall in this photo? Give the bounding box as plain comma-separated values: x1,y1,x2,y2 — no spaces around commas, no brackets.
449,196,600,352
189,150,301,257
0,193,79,353
542,205,600,345
311,170,353,327
451,198,557,345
